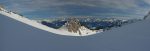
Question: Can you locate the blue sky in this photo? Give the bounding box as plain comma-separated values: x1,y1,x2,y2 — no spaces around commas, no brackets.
1,0,150,18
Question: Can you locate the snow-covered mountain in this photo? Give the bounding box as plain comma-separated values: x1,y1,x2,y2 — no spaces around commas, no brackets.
1,10,150,51
0,6,144,36
1,5,150,51
38,17,142,35
0,6,98,36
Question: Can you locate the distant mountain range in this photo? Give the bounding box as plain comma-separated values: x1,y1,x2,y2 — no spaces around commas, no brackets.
36,16,142,35
0,5,146,36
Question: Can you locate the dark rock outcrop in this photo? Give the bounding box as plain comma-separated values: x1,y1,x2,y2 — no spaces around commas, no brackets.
66,18,82,35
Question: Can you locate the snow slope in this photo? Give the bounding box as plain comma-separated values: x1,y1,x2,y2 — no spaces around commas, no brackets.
0,8,98,36
0,13,150,51
1,7,150,51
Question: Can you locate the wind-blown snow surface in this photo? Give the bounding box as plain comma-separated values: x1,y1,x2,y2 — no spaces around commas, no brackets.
0,13,150,51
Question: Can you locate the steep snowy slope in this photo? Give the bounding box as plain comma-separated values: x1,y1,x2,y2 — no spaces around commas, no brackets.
0,7,98,36
1,12,150,51
1,5,150,51
2,7,137,36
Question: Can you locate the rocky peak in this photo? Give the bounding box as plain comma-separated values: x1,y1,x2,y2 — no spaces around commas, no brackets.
144,11,150,20
66,18,82,35
0,5,4,10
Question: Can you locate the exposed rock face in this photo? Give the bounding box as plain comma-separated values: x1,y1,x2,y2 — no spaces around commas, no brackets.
0,6,2,10
66,18,82,35
144,11,150,20
0,5,4,11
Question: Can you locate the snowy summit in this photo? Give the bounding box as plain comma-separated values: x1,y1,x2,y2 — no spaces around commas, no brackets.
0,5,145,36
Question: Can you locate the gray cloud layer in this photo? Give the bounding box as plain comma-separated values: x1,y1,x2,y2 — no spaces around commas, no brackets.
1,0,150,17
